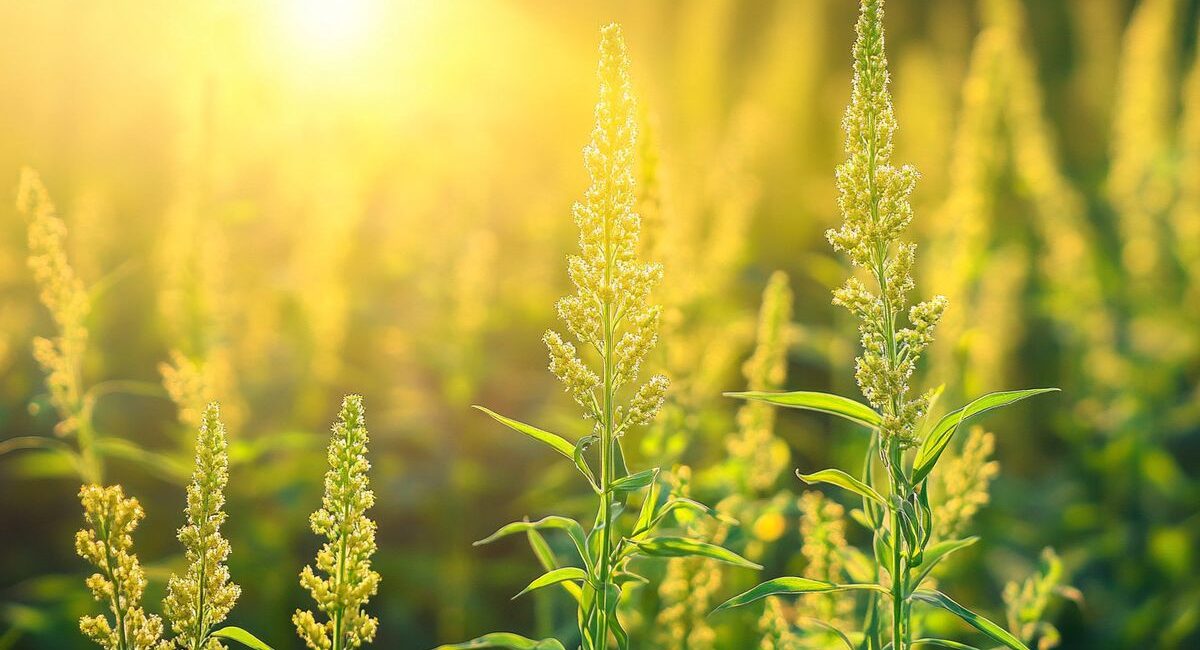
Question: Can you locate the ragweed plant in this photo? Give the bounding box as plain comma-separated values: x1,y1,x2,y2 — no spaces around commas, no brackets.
294,395,380,650
162,402,264,650
715,3,1055,650
1002,549,1081,650
7,168,100,481
76,485,166,650
442,23,758,650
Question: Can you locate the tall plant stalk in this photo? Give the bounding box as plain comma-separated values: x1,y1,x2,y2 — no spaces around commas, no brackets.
715,2,1055,650
442,23,758,650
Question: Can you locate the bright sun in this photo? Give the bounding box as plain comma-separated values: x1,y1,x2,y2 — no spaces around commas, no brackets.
282,0,376,62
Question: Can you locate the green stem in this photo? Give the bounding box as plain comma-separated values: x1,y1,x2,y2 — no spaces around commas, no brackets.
333,438,354,650
98,516,128,650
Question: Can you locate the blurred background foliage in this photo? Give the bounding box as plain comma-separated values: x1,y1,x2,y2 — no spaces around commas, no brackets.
0,0,1198,648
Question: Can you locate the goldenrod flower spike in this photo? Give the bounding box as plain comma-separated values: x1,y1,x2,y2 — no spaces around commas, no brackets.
548,23,667,431
163,402,240,649
76,485,166,650
827,0,945,448
294,395,380,650
18,167,90,439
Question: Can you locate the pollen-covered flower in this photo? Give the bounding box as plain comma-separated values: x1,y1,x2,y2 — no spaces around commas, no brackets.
758,596,801,650
294,395,380,650
726,271,793,492
163,402,240,649
18,167,89,437
798,492,854,630
546,23,668,428
827,0,944,447
1003,548,1080,650
75,485,165,650
931,426,999,540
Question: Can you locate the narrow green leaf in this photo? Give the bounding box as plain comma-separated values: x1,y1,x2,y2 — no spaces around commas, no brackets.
610,468,657,493
797,468,887,506
524,527,582,602
910,590,1030,650
612,570,649,586
631,537,761,570
713,577,889,613
435,633,567,650
474,407,596,484
209,627,273,650
93,438,190,482
726,390,881,429
913,389,1058,484
909,639,983,649
514,567,588,599
476,516,592,573
799,617,856,650
910,537,979,589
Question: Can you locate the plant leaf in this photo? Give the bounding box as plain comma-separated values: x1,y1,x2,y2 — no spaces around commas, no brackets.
908,639,983,650
910,537,979,589
713,577,889,613
209,627,273,650
797,468,887,506
525,528,582,603
435,633,567,650
799,617,856,650
913,389,1058,484
910,590,1030,650
610,468,658,494
513,567,588,599
630,537,761,570
726,390,881,429
476,516,592,573
472,405,580,472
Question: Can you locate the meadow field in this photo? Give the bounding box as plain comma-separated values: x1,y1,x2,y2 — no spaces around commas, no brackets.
0,1,1198,648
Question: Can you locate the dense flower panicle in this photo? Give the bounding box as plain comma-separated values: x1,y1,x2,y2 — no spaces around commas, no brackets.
1175,43,1200,287
294,395,380,650
653,467,722,650
160,351,213,431
1107,0,1179,283
546,24,668,427
75,485,165,650
163,403,240,649
1003,548,1079,650
18,167,89,436
931,427,999,540
798,492,854,630
726,272,793,492
827,0,944,447
758,596,801,650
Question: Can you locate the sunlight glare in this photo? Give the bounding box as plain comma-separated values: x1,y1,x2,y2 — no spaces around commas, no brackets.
283,0,375,62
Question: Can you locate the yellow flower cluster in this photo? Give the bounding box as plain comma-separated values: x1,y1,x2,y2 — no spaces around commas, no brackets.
798,492,853,630
654,468,723,650
75,485,165,650
726,271,793,492
159,351,213,431
546,24,667,431
931,427,999,540
1107,0,1179,284
1003,548,1079,650
827,0,945,447
758,596,800,650
163,403,240,649
295,395,380,650
18,166,89,437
